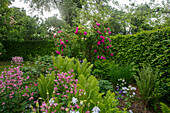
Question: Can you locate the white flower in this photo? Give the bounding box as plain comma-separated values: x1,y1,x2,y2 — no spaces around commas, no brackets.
122,79,125,82
129,110,133,113
131,87,136,90
122,87,127,90
72,97,78,105
76,111,80,113
133,92,135,95
70,110,75,113
49,98,55,105
92,106,101,113
123,91,127,93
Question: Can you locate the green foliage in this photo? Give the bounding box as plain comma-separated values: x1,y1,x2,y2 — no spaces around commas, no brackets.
99,80,113,94
109,63,134,87
52,55,93,78
98,90,126,113
92,59,111,80
110,27,170,103
76,74,100,111
160,102,170,113
38,72,55,101
0,40,55,61
134,66,159,105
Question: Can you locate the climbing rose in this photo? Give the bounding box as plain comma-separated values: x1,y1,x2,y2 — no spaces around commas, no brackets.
56,51,60,54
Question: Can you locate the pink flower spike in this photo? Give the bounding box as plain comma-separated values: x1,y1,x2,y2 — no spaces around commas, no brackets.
94,50,97,53
84,31,87,35
96,23,100,26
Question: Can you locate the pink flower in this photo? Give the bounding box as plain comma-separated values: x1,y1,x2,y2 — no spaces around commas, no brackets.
97,41,101,45
110,45,112,47
53,35,56,38
107,46,109,49
58,30,62,33
60,41,64,45
0,53,2,55
97,56,99,59
2,102,5,105
100,36,105,40
107,28,110,30
108,31,111,34
84,31,87,35
71,69,74,72
86,111,90,113
54,103,58,107
75,30,78,34
26,76,29,79
94,25,96,28
66,40,68,42
76,27,79,30
70,91,73,93
94,50,97,53
61,49,63,51
96,23,100,26
56,51,60,54
108,38,111,42
111,53,113,56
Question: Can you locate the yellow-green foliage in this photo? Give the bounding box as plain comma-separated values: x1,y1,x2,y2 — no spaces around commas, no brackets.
52,55,93,78
38,72,55,102
134,66,158,102
98,90,126,113
160,103,170,113
77,74,125,113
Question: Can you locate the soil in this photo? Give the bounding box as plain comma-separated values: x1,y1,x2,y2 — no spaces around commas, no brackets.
115,84,161,113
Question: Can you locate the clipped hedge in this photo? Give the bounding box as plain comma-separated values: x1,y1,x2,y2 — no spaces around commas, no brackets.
110,27,170,102
0,40,56,61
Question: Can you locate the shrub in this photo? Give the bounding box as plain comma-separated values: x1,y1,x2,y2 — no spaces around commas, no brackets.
110,27,170,103
109,63,134,87
1,40,55,61
99,80,113,94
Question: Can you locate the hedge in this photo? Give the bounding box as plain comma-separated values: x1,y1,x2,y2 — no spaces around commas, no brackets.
110,27,170,102
0,40,56,61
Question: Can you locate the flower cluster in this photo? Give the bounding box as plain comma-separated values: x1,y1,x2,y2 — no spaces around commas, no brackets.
53,30,69,56
35,70,84,112
11,56,23,64
0,65,37,111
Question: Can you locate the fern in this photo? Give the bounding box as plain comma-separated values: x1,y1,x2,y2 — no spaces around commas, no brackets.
160,102,170,113
38,72,55,102
134,66,159,103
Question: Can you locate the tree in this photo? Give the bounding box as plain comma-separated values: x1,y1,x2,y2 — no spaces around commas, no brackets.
22,0,110,26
